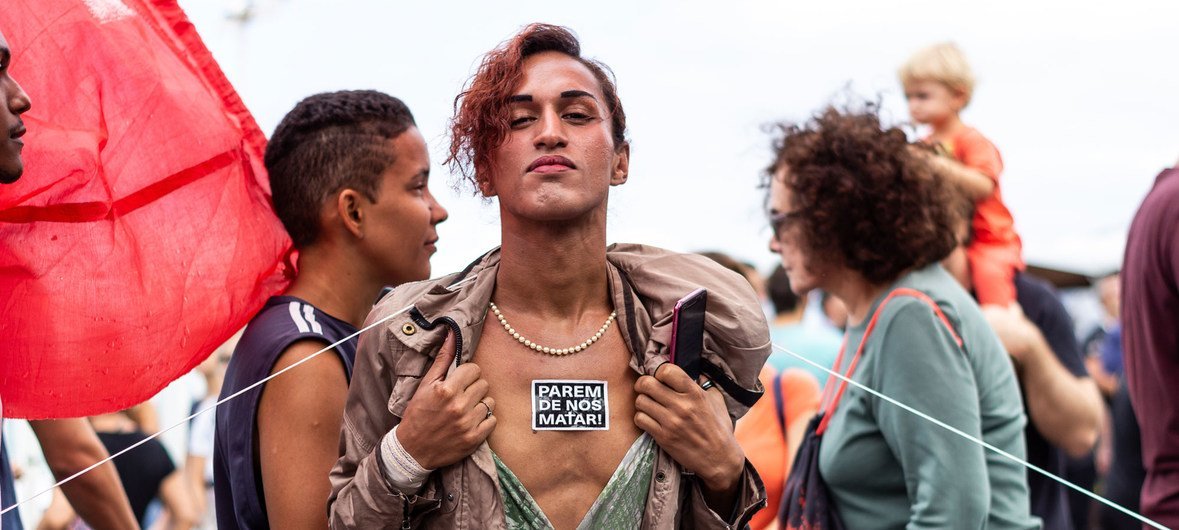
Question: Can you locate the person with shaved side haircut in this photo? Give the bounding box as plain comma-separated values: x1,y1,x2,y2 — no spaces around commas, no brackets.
215,90,447,530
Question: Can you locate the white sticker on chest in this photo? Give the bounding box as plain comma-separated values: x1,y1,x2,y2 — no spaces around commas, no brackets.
531,380,609,431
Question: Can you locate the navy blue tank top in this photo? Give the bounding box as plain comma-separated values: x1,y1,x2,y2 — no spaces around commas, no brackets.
213,296,358,530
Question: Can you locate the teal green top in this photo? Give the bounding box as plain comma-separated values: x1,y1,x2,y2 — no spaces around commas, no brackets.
494,433,655,530
768,322,843,384
817,265,1040,530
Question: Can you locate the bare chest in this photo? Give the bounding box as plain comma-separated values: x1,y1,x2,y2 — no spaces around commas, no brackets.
474,321,644,523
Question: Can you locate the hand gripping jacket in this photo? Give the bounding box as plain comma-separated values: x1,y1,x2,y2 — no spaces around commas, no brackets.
329,244,772,529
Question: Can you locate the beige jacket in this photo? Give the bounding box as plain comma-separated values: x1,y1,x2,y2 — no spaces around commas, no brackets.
328,244,771,529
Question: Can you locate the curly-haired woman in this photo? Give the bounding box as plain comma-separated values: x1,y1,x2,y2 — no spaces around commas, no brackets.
765,106,1039,529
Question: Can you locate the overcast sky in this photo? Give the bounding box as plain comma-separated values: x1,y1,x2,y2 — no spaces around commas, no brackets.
178,0,1179,278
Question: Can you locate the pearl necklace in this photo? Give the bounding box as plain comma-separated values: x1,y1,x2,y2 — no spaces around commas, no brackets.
489,302,617,356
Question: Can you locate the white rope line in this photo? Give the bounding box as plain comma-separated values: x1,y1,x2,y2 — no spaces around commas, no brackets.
773,342,1169,530
1,298,425,516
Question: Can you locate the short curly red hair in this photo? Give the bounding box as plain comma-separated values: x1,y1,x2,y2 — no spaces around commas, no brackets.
446,24,627,192
766,105,958,284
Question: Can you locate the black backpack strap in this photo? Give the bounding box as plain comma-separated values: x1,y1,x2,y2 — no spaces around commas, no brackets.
701,360,763,408
773,373,787,438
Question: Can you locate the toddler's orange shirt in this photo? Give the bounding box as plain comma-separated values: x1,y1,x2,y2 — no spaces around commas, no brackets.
937,127,1022,256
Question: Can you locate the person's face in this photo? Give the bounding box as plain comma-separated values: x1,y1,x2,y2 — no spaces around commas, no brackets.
484,51,629,222
767,171,822,295
355,127,448,286
1098,274,1120,319
0,31,32,184
905,80,964,127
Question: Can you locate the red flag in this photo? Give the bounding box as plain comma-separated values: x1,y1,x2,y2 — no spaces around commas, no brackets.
0,0,290,418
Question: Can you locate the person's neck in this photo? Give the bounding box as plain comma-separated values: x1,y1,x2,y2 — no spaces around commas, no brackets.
773,307,806,327
824,270,889,328
494,215,610,319
928,114,965,142
285,244,385,329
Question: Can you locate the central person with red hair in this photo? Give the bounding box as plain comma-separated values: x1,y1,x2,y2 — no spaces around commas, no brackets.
329,24,770,528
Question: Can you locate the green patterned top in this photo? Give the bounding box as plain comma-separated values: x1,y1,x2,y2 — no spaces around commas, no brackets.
494,433,656,529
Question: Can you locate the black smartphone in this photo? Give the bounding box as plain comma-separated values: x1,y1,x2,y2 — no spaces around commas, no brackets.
670,288,707,381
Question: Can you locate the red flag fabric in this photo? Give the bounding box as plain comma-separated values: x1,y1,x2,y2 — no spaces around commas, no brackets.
0,0,290,418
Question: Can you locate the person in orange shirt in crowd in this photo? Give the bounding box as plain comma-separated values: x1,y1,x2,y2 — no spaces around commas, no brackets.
900,42,1023,308
734,366,819,529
